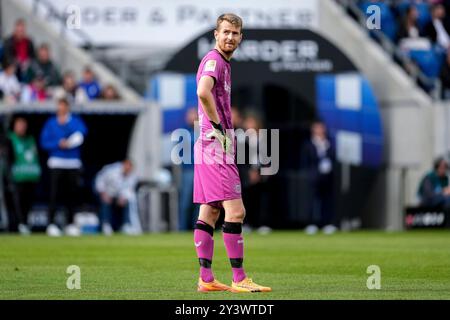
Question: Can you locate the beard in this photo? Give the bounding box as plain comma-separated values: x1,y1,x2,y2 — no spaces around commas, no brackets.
219,41,237,54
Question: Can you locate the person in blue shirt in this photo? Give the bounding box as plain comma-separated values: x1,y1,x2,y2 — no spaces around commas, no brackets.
78,66,101,100
40,97,87,236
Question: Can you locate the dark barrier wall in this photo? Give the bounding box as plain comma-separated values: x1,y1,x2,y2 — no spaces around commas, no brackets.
0,111,137,209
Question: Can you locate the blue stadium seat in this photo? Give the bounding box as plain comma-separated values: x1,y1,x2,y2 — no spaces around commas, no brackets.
359,1,398,41
408,48,445,78
416,3,431,31
395,1,411,15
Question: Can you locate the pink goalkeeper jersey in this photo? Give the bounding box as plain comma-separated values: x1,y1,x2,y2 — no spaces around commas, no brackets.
196,49,233,137
193,49,241,206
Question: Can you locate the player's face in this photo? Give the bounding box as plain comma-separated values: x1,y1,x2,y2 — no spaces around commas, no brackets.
215,21,242,54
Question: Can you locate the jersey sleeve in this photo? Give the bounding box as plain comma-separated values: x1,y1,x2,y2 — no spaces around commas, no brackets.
199,57,221,85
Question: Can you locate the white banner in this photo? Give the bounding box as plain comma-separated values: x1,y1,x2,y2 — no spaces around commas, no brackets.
19,0,318,48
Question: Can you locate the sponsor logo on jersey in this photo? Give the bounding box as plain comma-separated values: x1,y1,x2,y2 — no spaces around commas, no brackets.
204,60,217,72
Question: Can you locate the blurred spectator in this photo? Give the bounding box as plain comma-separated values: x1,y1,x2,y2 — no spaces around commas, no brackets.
231,105,244,130
28,43,62,87
101,84,120,100
417,157,450,209
94,159,139,235
0,41,3,63
241,111,271,234
0,61,21,104
78,66,101,100
20,75,48,103
301,121,337,235
178,107,199,231
232,106,246,183
3,19,35,82
242,112,261,169
439,48,450,98
233,106,267,233
423,3,450,49
232,106,247,180
40,98,87,236
3,117,41,235
53,71,88,104
397,5,432,51
397,5,421,41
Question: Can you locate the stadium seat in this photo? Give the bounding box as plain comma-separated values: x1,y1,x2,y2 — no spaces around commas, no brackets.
408,48,445,79
416,3,432,31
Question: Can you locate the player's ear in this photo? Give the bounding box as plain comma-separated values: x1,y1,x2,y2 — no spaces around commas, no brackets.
214,29,218,41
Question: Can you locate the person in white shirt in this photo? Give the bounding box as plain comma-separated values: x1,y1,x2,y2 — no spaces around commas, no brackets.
398,5,432,52
397,5,421,41
0,62,21,104
51,71,88,105
94,159,140,235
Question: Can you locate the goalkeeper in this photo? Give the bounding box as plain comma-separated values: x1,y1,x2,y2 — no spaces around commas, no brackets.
193,13,271,293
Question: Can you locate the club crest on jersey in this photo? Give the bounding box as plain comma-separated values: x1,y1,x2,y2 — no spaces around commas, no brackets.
204,60,217,72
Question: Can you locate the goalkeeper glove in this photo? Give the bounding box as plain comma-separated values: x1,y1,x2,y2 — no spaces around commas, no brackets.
206,121,232,153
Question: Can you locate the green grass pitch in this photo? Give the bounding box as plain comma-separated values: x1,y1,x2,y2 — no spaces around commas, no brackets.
0,230,449,299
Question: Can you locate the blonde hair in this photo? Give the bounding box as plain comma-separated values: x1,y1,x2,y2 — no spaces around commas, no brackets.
216,13,243,32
